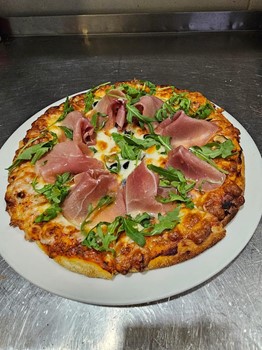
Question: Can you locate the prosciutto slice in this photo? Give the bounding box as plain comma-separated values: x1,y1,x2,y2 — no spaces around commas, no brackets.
61,111,96,154
95,89,126,129
89,188,126,228
35,140,104,183
166,146,226,191
155,110,219,148
134,95,163,118
62,169,118,225
125,161,165,215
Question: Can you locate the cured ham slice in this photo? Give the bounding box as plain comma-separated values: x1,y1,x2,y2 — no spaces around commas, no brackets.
134,95,163,118
35,140,104,183
62,169,118,225
61,111,96,154
166,146,226,191
89,188,126,228
95,89,126,129
155,110,219,148
125,161,165,215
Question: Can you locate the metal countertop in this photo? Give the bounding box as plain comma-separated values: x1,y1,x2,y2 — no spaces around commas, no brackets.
0,31,261,350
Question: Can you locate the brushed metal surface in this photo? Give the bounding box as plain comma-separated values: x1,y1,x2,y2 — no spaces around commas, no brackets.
0,32,261,349
0,12,262,37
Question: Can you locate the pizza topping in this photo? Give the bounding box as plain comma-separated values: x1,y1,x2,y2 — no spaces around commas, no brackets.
166,146,226,191
155,110,219,149
134,95,163,119
32,172,72,223
62,169,118,226
94,89,127,130
7,131,58,172
147,164,195,208
190,139,235,160
56,97,74,122
61,111,96,153
35,140,104,183
89,188,126,228
125,161,166,215
82,206,180,252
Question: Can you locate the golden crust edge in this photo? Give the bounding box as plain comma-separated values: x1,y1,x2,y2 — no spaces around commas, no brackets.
37,224,225,279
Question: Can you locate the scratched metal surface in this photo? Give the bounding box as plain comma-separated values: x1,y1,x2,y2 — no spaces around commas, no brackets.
0,32,261,350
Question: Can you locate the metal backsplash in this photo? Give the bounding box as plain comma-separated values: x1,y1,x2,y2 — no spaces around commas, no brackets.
0,11,261,37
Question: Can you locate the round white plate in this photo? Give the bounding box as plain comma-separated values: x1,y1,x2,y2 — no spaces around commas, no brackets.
0,95,261,306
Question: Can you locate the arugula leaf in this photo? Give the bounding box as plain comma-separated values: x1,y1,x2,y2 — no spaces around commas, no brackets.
56,97,74,122
84,91,94,113
119,84,144,104
34,204,62,223
157,192,194,209
7,132,58,172
59,126,73,140
126,103,155,133
33,172,72,223
193,102,214,119
82,216,122,252
84,82,111,113
112,133,142,161
190,140,235,174
112,132,171,161
90,112,108,131
122,217,146,246
80,195,115,232
81,206,181,251
142,80,156,95
104,154,121,174
155,92,191,122
148,165,195,207
190,139,235,159
144,134,172,153
147,207,180,236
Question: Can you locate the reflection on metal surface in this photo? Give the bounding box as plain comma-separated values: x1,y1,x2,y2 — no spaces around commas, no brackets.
0,11,261,37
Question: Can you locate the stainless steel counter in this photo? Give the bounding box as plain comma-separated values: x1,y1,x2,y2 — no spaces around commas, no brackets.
0,31,262,349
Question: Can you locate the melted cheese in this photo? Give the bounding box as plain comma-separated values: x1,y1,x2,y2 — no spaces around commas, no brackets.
93,126,168,183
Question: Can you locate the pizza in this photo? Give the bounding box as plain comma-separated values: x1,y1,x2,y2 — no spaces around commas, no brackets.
5,80,245,279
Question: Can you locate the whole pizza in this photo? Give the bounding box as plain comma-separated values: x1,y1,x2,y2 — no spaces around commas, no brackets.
5,80,245,279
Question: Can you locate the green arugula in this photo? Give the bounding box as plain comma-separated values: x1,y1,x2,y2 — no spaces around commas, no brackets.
126,103,155,132
81,206,181,252
144,134,172,152
84,82,111,113
190,139,235,159
155,92,191,122
111,133,143,161
193,102,214,119
90,112,108,132
104,154,121,174
122,217,146,246
81,195,115,228
7,131,58,172
190,140,235,174
82,217,122,253
111,132,171,162
148,165,195,208
32,172,72,223
59,126,73,140
146,207,180,236
56,97,74,122
142,80,157,95
119,80,156,104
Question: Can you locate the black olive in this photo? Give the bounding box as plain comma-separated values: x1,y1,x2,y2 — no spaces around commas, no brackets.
123,161,130,169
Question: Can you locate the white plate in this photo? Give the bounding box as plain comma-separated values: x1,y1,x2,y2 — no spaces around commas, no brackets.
0,95,262,306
